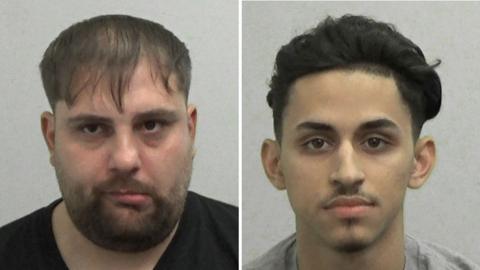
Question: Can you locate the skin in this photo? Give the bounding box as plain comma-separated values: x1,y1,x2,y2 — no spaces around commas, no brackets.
262,70,435,270
41,60,197,270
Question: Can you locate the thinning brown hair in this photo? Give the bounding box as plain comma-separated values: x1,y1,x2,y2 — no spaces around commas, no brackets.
40,14,191,111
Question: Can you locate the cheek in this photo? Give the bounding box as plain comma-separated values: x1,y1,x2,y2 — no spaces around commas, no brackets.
281,154,330,217
142,128,192,183
53,147,107,200
54,141,106,184
365,152,413,205
147,126,192,161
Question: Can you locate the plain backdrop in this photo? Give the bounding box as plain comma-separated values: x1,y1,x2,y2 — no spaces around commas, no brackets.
0,0,238,227
243,1,480,265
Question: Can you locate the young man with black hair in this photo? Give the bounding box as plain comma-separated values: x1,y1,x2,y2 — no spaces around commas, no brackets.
0,15,237,269
245,15,478,270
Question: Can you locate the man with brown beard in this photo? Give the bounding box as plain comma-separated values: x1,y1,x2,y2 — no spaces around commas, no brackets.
0,14,237,270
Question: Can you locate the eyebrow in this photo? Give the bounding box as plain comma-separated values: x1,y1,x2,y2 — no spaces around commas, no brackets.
357,118,400,132
132,108,179,123
67,114,112,126
296,121,336,133
295,118,400,133
66,108,179,126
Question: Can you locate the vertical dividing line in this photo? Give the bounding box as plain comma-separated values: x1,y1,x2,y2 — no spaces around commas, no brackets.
238,0,243,268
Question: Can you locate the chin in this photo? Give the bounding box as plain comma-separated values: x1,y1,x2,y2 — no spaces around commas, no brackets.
334,240,371,253
329,224,377,253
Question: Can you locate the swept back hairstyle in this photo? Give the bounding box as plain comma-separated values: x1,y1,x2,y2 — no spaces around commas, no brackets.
40,14,191,111
267,15,442,141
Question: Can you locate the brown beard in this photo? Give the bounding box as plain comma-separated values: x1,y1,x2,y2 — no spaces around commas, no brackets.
56,163,192,252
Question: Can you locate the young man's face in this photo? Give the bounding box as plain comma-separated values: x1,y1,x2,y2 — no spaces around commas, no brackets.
262,69,434,252
41,60,197,252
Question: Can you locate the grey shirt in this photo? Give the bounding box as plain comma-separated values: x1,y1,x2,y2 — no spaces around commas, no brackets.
244,234,480,270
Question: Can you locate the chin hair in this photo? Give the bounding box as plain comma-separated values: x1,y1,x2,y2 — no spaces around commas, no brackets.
335,241,370,253
334,219,373,253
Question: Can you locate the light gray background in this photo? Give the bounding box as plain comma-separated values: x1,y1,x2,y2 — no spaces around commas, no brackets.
0,0,238,227
243,1,480,265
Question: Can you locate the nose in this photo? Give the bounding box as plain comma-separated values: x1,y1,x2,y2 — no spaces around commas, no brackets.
329,142,365,192
108,131,141,174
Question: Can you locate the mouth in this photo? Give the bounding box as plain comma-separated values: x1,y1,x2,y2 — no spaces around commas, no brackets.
323,196,375,219
106,190,151,207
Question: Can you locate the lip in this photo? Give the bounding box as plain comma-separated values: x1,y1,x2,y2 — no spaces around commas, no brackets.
106,190,151,206
324,196,375,219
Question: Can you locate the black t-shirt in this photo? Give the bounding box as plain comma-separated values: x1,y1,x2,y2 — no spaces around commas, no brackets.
0,191,238,269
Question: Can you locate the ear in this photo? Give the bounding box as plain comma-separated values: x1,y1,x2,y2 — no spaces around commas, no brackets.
187,105,197,140
187,105,197,158
408,136,436,189
41,111,56,167
261,139,286,190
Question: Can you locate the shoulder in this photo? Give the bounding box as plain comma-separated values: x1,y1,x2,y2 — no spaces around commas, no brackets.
406,235,480,270
0,206,46,252
185,191,238,247
244,234,296,270
0,200,61,266
157,192,238,269
186,191,238,228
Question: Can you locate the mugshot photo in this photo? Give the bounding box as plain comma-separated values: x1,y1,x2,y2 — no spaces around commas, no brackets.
0,0,238,269
243,1,480,269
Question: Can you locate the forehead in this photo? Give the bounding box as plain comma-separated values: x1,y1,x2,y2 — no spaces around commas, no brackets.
57,61,185,117
283,70,412,135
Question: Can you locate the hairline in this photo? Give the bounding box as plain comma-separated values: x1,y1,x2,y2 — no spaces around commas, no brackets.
276,67,421,145
52,57,188,113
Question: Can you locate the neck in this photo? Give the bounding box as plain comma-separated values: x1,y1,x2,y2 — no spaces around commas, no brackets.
296,212,405,270
52,202,177,270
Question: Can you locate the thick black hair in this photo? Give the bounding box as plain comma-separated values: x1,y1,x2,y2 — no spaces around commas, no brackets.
267,15,442,141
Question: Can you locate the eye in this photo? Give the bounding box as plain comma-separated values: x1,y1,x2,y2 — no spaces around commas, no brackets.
144,120,158,131
304,137,331,152
81,124,103,135
141,120,164,133
363,137,387,150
